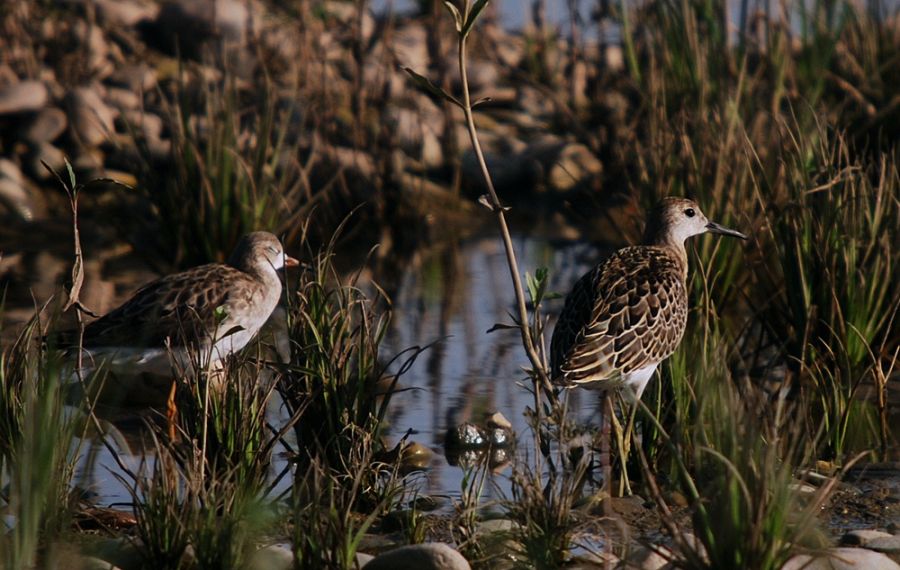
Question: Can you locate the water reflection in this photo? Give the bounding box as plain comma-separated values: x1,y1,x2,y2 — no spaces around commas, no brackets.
378,232,611,500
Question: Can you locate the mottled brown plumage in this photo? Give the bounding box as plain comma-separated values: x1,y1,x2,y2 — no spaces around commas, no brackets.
550,198,746,398
66,232,298,375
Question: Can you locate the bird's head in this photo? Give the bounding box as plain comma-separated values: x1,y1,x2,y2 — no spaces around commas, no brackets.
229,232,299,275
643,197,748,247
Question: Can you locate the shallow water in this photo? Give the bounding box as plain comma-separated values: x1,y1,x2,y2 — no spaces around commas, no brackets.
377,231,611,502
51,227,900,529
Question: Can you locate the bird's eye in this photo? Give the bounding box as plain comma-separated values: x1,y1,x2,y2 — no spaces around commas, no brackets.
684,208,696,218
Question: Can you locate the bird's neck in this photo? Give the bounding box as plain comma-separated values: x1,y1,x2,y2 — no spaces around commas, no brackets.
235,262,281,287
643,236,689,280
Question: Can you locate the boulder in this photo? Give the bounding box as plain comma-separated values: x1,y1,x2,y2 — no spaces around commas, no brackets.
0,81,48,115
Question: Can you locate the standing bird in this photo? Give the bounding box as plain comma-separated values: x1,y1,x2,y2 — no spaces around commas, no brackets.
59,231,298,430
549,198,747,494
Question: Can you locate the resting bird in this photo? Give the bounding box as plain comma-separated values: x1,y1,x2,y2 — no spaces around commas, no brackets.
57,231,298,430
550,198,747,495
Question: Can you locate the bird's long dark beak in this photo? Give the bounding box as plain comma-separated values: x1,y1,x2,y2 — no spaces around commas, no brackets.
706,221,748,240
283,255,300,268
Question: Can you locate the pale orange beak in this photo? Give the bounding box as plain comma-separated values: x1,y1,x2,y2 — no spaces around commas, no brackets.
283,255,300,268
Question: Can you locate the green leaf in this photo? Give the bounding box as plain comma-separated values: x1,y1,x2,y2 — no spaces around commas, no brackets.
526,271,538,304
214,305,229,324
443,1,463,33
65,158,77,193
402,67,463,108
526,267,551,305
462,0,490,37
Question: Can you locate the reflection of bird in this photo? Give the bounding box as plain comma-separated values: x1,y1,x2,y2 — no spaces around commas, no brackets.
550,198,747,495
59,232,298,431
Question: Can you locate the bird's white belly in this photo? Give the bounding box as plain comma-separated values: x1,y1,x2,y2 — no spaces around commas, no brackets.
621,363,658,403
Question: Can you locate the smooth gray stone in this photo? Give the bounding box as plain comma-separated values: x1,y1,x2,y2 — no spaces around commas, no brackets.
842,529,894,546
363,543,471,570
782,547,900,570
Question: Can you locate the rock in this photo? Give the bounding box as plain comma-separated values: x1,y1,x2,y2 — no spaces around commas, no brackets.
81,537,144,570
19,107,68,144
392,23,429,73
486,411,512,430
72,147,105,171
151,0,255,54
400,441,433,470
867,535,900,554
94,0,159,27
388,106,444,169
602,43,625,72
249,544,293,570
445,423,486,449
30,143,67,179
73,556,122,570
73,21,113,77
356,552,375,567
101,170,138,188
782,548,900,570
477,518,518,535
108,64,157,92
546,143,602,192
321,1,376,44
842,529,894,546
363,543,471,570
569,551,621,569
0,81,49,115
627,544,672,570
0,159,34,221
68,86,117,146
448,59,501,93
121,109,164,141
104,87,141,110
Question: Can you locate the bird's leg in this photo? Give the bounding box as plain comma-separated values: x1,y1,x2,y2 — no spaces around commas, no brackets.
166,378,178,441
611,397,634,496
600,390,612,518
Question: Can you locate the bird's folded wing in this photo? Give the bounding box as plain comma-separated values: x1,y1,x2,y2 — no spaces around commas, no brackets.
68,264,243,349
553,248,686,387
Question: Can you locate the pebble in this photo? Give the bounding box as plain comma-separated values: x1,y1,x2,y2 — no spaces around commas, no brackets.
363,543,471,570
73,21,113,78
627,544,671,570
30,143,67,179
400,441,433,470
0,159,33,221
842,529,894,546
68,86,117,146
81,537,144,570
249,544,293,570
108,64,157,92
93,0,159,27
19,107,68,144
73,556,122,570
0,81,49,115
105,87,141,111
867,535,900,554
782,547,900,570
547,143,603,193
